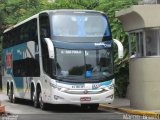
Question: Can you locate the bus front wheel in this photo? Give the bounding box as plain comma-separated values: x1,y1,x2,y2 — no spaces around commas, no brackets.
81,104,99,111
39,92,47,110
89,104,99,111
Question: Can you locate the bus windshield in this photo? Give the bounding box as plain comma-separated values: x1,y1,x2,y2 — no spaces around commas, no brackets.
55,48,113,82
51,13,110,41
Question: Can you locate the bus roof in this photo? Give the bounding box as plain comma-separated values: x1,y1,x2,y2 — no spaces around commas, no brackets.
3,9,105,33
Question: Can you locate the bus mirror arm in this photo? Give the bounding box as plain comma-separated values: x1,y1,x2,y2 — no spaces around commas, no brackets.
44,38,54,59
113,39,123,59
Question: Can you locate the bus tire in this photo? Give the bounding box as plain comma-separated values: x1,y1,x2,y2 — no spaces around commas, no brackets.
33,91,39,108
39,92,47,110
10,88,13,103
89,103,99,111
81,104,88,110
8,89,11,100
7,82,10,96
31,84,35,105
81,103,99,111
12,94,19,104
10,84,18,103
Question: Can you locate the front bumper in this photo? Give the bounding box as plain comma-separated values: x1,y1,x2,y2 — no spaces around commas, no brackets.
50,89,114,104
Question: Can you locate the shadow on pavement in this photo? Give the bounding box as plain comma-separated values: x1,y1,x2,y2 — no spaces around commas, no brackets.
10,98,108,113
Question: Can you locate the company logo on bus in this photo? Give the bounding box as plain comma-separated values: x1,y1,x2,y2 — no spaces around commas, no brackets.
94,42,111,47
6,53,12,69
92,84,100,89
83,90,88,94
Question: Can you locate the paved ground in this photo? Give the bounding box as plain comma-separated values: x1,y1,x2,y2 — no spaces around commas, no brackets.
0,93,125,120
109,98,130,108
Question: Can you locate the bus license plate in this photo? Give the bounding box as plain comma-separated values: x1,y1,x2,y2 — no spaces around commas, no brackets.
80,97,91,101
72,85,84,89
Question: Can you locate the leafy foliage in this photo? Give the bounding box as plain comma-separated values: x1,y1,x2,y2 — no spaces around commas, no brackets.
0,0,139,96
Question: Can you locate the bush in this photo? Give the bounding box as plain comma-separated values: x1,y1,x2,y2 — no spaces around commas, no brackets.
115,61,129,97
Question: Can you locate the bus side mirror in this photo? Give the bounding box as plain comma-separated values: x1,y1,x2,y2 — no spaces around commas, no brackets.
113,39,123,59
44,38,54,59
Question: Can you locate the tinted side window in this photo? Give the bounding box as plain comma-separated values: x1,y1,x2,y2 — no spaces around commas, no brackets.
39,14,50,38
39,14,55,77
3,33,7,48
29,19,38,43
3,18,38,49
13,58,40,77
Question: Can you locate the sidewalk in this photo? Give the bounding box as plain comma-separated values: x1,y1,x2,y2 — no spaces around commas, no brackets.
107,98,130,108
100,98,160,118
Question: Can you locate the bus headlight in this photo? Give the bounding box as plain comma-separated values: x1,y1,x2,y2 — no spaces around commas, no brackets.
57,87,69,92
108,84,114,90
60,88,68,92
106,94,114,99
54,95,64,100
101,84,114,91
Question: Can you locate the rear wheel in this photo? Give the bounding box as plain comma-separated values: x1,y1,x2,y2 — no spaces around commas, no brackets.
7,83,10,99
10,89,13,103
10,84,18,103
33,91,39,108
8,89,11,100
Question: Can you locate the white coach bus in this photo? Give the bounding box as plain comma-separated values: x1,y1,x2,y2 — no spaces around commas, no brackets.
2,10,123,111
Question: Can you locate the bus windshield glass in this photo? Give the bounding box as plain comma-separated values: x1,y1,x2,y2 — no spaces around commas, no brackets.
51,13,110,41
55,48,113,82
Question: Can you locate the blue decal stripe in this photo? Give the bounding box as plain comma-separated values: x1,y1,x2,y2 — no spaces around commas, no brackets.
100,80,112,86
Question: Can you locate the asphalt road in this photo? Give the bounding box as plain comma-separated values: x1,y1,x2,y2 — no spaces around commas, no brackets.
0,93,125,120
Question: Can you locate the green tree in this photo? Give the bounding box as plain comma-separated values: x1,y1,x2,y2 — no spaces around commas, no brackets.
95,0,139,97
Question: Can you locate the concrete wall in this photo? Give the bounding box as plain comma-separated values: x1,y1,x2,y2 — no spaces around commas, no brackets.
129,57,160,110
116,5,160,31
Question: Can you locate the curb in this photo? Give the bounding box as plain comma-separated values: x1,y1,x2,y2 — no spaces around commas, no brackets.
99,104,160,118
